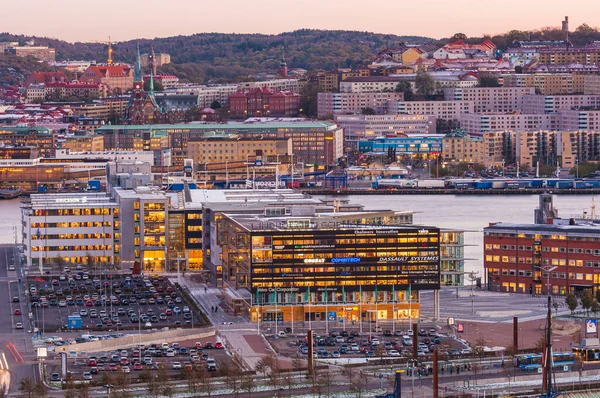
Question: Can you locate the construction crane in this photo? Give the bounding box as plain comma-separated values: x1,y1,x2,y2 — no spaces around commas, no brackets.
89,36,113,65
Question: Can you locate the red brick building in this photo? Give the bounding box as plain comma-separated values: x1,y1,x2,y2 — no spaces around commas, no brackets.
484,197,600,296
228,86,301,118
79,65,134,94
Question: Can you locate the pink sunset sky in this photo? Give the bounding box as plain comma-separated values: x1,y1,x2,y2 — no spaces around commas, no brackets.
5,0,598,42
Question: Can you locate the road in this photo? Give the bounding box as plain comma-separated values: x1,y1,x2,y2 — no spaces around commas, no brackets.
0,244,36,395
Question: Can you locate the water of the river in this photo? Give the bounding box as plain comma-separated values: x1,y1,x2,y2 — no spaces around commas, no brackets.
1,195,597,274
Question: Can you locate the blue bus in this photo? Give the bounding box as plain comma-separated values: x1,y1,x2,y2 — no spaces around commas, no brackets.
514,352,576,371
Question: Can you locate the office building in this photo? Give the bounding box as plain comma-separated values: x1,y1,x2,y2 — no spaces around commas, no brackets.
334,114,436,152
219,209,440,321
441,129,485,164
388,100,474,120
22,193,117,269
459,113,560,136
186,137,292,165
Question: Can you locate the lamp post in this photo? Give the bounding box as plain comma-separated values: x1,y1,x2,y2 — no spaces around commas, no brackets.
535,265,558,296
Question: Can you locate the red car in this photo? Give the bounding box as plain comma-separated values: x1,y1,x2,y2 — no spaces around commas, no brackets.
133,363,143,371
215,342,224,349
87,359,97,367
13,309,21,315
108,364,119,371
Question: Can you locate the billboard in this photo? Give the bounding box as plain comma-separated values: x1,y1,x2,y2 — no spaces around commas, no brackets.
586,319,597,334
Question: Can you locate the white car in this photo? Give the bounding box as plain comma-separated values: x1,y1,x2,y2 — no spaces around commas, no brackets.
370,339,380,346
172,362,182,370
82,372,92,380
8,265,15,271
388,350,401,357
121,366,130,373
15,323,23,329
350,344,360,351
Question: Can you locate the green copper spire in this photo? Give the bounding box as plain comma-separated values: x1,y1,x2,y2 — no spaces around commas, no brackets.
134,43,142,82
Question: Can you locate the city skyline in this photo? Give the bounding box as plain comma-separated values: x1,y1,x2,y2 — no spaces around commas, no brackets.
3,0,596,42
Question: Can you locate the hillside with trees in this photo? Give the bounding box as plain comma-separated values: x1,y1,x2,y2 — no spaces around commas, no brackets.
0,30,433,84
3,23,600,85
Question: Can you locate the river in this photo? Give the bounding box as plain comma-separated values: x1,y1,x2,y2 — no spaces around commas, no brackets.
1,194,597,274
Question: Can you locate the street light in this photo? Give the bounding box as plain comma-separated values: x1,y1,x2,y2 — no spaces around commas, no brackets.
535,265,558,296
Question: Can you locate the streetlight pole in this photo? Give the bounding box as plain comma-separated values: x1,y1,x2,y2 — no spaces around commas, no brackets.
225,161,229,187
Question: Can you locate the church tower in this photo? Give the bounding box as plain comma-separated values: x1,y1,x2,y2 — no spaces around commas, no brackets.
147,45,156,75
279,49,288,78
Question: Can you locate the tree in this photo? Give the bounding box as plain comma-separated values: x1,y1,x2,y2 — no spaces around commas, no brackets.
161,385,175,398
570,162,600,178
395,80,414,100
450,33,468,41
240,372,256,398
515,65,523,74
415,67,435,96
18,378,36,398
182,366,199,394
581,290,594,315
76,383,90,398
198,367,215,398
299,81,318,117
222,363,241,397
566,293,578,314
210,100,222,109
361,107,376,115
143,79,164,92
592,299,600,317
478,74,500,87
553,300,560,316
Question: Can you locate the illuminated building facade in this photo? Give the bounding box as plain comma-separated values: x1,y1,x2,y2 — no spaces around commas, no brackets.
219,212,440,322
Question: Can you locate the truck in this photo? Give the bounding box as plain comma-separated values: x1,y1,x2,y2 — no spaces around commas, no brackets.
416,179,445,189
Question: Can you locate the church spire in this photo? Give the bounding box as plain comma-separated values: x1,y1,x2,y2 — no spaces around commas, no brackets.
279,47,288,78
134,43,142,83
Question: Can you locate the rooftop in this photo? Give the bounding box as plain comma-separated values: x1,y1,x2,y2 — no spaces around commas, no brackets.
484,222,600,236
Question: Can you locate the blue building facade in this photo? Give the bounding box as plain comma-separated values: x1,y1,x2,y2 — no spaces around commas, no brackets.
358,135,443,157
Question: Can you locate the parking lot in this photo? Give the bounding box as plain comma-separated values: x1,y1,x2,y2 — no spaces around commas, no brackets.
44,335,236,384
270,327,471,361
26,270,205,333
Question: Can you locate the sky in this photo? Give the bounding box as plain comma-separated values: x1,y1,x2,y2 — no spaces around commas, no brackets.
5,0,599,42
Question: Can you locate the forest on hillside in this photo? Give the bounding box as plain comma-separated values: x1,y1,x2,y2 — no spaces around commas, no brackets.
2,23,600,85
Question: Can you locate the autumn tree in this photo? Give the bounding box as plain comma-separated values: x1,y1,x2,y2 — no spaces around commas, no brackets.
581,290,594,316
565,293,579,314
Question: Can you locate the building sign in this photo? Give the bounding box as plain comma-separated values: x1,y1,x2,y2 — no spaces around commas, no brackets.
418,229,429,234
378,256,439,262
327,312,337,321
286,220,311,229
56,197,88,204
304,258,325,264
331,257,361,263
586,319,597,334
256,287,299,293
457,323,464,333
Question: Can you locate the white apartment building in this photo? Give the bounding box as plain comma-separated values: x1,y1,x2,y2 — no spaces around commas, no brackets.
388,100,474,120
559,109,600,131
521,95,600,114
444,87,536,113
317,92,404,117
584,75,600,95
334,114,436,150
25,84,46,102
22,193,117,269
238,79,300,93
459,113,560,135
340,77,405,93
165,84,240,108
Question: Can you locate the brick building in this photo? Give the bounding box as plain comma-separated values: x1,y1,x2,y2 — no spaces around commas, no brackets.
80,65,134,94
229,87,300,118
484,195,600,296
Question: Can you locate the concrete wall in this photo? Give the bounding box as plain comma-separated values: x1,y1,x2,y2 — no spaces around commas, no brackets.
54,327,215,354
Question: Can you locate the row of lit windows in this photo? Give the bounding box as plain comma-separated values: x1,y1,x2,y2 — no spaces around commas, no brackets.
32,233,112,240
34,208,111,217
32,245,112,252
31,222,112,228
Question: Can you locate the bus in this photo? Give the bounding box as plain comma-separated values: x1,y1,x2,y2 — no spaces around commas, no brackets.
514,352,576,371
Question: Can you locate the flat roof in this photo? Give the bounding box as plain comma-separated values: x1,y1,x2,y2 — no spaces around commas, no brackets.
96,120,339,132
485,222,600,235
185,189,319,210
